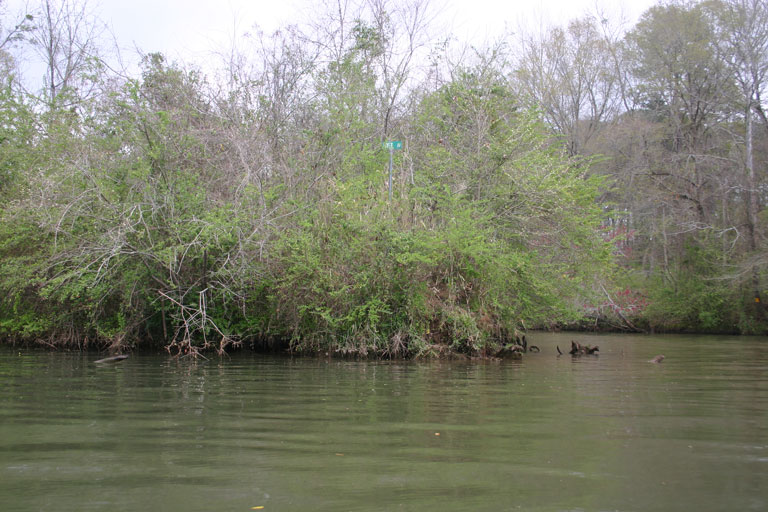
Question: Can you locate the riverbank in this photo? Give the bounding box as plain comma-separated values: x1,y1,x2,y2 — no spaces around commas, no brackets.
3,320,765,361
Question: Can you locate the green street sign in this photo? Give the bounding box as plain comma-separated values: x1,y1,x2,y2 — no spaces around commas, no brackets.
383,141,403,150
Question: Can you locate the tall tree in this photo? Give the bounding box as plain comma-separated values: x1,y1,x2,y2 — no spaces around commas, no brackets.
625,2,734,233
707,0,768,314
513,15,623,156
26,0,105,108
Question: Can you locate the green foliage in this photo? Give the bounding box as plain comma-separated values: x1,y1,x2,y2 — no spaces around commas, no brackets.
0,82,35,198
3,0,768,355
0,49,614,355
0,5,624,355
639,238,747,333
644,277,739,333
257,70,612,355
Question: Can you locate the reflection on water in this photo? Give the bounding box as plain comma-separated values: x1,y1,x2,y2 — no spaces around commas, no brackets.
1,332,767,511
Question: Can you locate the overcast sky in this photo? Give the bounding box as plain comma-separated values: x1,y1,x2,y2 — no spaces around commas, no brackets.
5,0,659,81
101,0,658,59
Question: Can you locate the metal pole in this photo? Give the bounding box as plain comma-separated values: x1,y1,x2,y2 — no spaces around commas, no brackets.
388,146,393,202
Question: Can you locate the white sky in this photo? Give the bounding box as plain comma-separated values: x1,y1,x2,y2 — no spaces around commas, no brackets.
102,0,657,60
4,0,659,82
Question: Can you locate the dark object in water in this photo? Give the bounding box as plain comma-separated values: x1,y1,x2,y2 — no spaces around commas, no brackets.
94,354,129,364
497,344,524,358
498,333,536,358
568,340,599,356
649,354,665,363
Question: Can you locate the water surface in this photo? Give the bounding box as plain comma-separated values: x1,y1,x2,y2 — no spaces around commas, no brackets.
1,333,767,511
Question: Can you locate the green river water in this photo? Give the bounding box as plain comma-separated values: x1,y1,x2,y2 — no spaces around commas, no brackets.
1,332,767,511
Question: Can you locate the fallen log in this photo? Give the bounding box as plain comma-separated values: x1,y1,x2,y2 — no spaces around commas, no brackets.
94,354,129,364
600,284,644,332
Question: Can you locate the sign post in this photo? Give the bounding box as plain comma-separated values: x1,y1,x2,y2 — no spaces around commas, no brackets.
383,141,403,202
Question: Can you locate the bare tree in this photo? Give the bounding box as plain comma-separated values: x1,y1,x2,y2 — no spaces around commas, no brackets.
305,0,434,139
26,0,105,108
513,15,623,156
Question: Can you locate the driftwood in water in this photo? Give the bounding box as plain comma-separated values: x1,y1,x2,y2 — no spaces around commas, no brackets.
561,340,599,356
516,335,540,353
94,354,129,364
497,334,540,358
649,354,665,363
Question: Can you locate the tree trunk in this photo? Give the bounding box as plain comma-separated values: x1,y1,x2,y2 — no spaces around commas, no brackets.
745,104,765,319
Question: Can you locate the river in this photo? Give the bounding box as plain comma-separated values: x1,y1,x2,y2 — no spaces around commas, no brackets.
1,332,767,511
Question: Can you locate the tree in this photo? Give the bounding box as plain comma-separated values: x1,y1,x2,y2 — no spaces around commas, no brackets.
707,0,768,316
624,2,735,246
513,15,623,156
602,1,767,332
26,0,105,108
411,58,613,325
